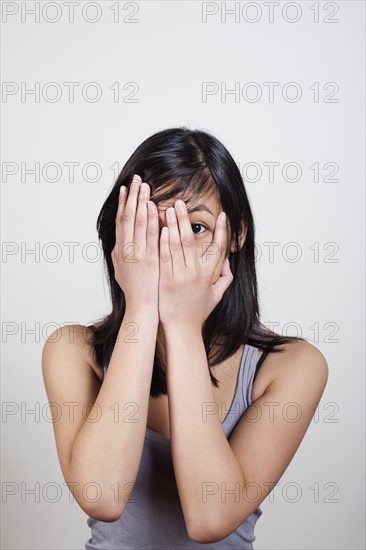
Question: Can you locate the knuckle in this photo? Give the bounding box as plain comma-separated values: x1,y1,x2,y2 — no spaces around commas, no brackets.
175,276,185,287
134,216,145,227
112,244,122,262
181,235,195,247
191,270,199,283
147,226,158,237
123,209,133,222
166,279,176,291
170,241,182,253
161,253,171,263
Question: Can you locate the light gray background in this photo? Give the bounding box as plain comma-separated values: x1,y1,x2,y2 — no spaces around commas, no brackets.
1,1,365,549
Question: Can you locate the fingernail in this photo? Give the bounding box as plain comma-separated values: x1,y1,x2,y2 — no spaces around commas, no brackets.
220,212,226,222
132,174,140,183
167,207,176,219
175,200,185,213
140,182,149,195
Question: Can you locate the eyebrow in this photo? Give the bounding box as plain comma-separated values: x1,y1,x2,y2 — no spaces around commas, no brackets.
187,204,214,216
158,203,215,216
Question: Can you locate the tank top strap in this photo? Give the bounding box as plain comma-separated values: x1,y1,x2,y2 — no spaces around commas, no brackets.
223,344,258,437
241,344,261,408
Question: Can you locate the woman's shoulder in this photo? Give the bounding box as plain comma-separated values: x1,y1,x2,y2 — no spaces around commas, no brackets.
43,323,104,384
274,339,328,371
251,339,328,402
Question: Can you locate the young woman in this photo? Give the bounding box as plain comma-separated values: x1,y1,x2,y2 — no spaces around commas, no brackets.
42,127,328,549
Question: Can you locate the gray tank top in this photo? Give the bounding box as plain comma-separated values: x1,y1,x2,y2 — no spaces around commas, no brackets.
85,344,263,549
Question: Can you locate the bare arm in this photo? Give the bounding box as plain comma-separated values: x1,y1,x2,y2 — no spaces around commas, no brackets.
42,311,158,521
164,331,328,543
156,194,328,542
42,175,160,521
70,308,158,521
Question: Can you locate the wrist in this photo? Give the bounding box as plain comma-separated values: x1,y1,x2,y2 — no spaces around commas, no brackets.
161,322,203,340
124,302,159,323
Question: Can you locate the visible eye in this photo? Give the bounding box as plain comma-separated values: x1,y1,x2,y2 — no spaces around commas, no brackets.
191,223,207,235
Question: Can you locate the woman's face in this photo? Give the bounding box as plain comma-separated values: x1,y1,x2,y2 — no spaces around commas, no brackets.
153,187,231,284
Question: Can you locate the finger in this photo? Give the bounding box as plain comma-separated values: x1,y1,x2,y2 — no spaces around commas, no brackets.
166,207,186,277
114,184,127,263
212,257,234,303
174,200,198,271
134,181,150,252
159,226,172,280
202,211,227,271
147,200,159,256
122,174,142,247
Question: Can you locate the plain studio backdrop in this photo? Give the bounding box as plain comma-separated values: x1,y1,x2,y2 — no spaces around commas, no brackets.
1,1,365,549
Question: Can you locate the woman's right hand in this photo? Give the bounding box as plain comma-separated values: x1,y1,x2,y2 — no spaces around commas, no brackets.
111,174,159,312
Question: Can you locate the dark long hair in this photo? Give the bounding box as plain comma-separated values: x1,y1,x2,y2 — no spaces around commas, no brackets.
87,127,305,396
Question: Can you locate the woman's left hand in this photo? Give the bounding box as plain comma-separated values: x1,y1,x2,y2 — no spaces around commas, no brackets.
158,199,234,332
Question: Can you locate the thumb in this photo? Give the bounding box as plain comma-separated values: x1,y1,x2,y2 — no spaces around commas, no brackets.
212,258,234,303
